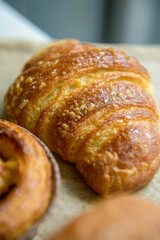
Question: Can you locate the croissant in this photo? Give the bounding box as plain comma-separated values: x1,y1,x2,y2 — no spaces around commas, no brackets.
0,119,59,239
48,195,160,240
4,39,160,195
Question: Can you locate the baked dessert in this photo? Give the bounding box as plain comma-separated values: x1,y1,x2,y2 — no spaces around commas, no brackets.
0,119,59,240
48,195,160,240
4,39,160,195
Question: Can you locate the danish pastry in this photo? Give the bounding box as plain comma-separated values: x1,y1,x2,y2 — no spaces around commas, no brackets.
0,119,59,239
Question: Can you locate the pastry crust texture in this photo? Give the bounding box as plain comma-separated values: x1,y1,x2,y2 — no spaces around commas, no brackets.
0,119,60,240
48,195,160,240
4,39,160,195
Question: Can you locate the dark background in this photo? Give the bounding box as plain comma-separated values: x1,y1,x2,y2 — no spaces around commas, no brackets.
4,0,160,43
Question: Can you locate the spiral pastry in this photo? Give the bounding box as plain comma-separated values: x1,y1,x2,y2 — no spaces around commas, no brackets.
0,119,59,240
4,39,160,195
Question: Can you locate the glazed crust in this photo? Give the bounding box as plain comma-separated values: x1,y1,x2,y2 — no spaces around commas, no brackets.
0,119,60,240
48,195,160,240
4,39,160,195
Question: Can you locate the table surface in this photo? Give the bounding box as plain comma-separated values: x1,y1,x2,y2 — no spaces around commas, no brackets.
1,40,160,239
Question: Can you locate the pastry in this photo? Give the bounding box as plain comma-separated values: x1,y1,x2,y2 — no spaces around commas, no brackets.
48,195,160,240
4,39,160,195
0,119,60,239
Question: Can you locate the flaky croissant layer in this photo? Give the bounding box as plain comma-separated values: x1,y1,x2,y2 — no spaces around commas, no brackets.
4,39,160,195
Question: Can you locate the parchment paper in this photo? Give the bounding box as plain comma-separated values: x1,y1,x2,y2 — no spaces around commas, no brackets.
1,40,160,239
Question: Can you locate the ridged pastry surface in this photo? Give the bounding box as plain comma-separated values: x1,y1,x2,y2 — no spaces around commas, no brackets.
4,39,160,195
0,119,59,240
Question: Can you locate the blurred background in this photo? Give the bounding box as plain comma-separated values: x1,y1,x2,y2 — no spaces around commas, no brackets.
1,0,160,43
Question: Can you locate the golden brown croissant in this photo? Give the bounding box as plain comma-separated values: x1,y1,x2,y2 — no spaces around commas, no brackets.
48,195,160,240
4,39,160,195
0,119,59,240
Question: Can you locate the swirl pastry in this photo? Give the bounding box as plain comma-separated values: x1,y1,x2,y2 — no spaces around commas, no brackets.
0,119,59,240
48,195,160,240
4,39,160,195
